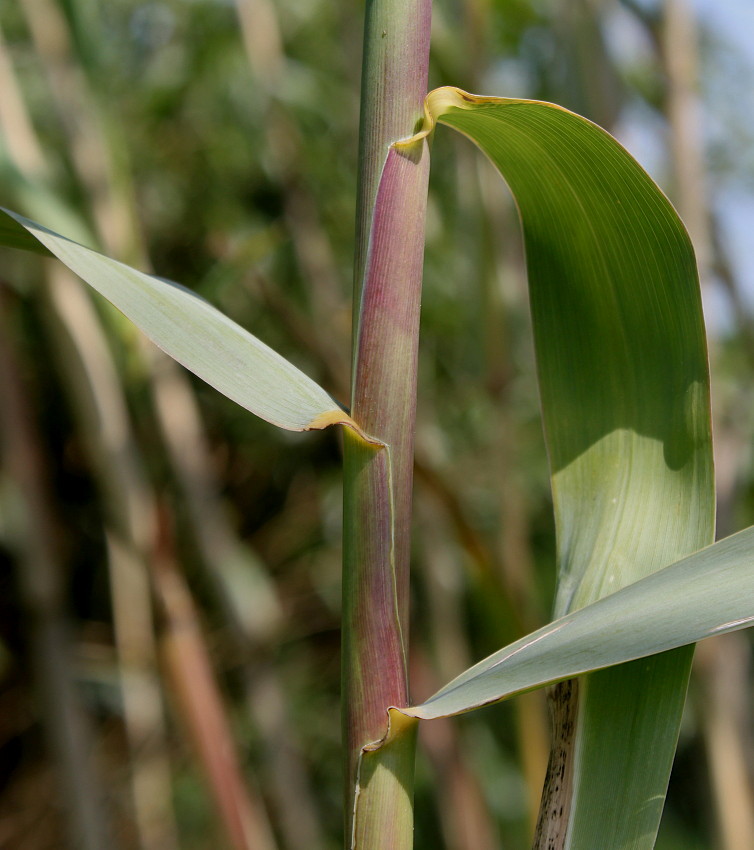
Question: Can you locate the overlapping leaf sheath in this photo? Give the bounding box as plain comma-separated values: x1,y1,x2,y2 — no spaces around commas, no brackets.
344,137,430,849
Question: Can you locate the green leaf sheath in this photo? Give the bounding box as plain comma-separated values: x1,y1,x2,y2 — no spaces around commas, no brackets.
344,139,431,848
0,208,357,436
352,0,432,345
407,88,714,847
344,0,431,843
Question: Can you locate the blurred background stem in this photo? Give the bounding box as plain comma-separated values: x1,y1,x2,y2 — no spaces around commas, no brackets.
0,285,110,850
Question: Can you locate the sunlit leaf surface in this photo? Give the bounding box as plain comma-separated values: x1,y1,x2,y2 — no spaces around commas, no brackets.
408,88,715,847
405,526,754,719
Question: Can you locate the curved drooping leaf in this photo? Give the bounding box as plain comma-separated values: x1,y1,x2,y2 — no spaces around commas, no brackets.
404,88,715,847
0,208,359,436
402,525,754,720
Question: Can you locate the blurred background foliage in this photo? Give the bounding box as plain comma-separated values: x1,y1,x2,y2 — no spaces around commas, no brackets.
0,0,753,848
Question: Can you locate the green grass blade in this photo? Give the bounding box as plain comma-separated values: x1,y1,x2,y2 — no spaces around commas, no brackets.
0,207,53,255
404,526,754,718
409,88,715,846
0,207,356,435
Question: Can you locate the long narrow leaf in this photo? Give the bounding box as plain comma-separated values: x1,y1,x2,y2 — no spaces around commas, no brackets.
404,88,715,847
0,208,359,436
403,526,754,719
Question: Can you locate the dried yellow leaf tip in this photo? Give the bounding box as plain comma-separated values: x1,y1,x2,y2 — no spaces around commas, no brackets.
393,86,572,150
393,86,473,148
307,408,356,431
308,409,385,449
360,706,418,753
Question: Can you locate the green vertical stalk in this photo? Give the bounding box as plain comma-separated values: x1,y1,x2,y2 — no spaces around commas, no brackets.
342,1,431,847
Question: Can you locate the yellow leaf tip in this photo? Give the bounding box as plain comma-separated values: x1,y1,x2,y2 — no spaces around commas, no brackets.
393,86,498,149
361,707,419,755
307,408,354,431
393,86,574,151
306,408,385,449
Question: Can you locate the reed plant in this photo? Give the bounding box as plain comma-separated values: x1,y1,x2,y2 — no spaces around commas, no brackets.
2,2,754,848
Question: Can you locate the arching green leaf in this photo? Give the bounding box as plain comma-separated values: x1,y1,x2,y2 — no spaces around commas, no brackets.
405,88,715,847
0,207,361,436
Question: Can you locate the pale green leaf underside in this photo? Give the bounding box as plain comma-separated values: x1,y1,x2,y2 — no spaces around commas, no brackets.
404,526,754,719
405,89,716,847
0,208,353,434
